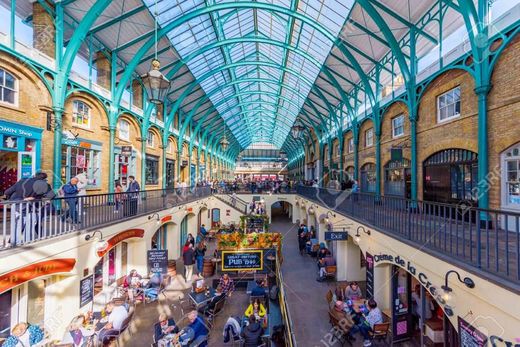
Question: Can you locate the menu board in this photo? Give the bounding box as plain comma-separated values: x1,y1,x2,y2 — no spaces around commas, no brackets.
79,275,94,308
365,252,374,299
147,250,168,275
247,217,265,232
222,250,263,271
458,317,488,347
325,231,349,241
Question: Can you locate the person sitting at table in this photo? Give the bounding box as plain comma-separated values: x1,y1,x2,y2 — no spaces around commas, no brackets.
250,279,267,298
349,299,383,346
219,273,235,297
317,244,328,264
177,311,209,347
329,301,355,341
1,322,44,347
124,269,143,301
317,253,336,282
198,286,226,315
97,301,129,345
154,313,179,347
245,299,267,321
345,281,363,300
144,272,162,302
61,315,95,347
241,315,264,347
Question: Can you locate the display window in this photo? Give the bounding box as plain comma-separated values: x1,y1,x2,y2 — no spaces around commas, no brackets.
61,138,102,188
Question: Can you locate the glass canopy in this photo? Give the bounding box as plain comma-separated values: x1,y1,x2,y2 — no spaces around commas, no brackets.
143,0,354,148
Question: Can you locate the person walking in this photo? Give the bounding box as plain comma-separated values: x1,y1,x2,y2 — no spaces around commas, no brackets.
62,177,80,224
125,175,140,216
195,241,207,278
114,180,123,213
183,243,195,282
74,173,89,223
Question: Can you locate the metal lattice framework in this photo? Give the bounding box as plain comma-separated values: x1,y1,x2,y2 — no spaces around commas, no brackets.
2,0,520,205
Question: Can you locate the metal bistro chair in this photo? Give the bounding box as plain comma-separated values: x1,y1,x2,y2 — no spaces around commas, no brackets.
172,295,191,320
204,297,226,329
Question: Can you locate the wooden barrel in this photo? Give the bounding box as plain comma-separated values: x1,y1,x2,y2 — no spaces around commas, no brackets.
203,257,215,277
167,260,177,277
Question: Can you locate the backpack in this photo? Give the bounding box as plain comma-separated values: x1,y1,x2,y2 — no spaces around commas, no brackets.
269,285,279,301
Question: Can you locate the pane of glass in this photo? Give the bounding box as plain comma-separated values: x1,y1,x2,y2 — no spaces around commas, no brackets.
4,72,15,89
3,89,14,104
507,160,517,171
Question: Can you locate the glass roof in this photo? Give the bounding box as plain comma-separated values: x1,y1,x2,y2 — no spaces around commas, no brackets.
144,0,354,148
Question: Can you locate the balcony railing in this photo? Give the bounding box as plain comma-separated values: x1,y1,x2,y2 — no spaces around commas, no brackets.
0,187,211,251
297,186,520,287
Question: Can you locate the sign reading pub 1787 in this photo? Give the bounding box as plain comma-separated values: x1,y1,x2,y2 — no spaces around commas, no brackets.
222,250,264,272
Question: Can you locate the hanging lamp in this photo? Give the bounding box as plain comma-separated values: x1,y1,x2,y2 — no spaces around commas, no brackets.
291,120,304,139
141,0,171,104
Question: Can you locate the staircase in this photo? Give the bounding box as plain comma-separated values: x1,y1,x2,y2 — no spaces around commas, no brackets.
214,194,248,214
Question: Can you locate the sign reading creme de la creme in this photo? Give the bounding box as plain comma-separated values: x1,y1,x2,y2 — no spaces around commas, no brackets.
372,253,437,295
222,250,263,271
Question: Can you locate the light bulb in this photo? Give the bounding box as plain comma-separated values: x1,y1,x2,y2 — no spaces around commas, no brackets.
354,235,361,244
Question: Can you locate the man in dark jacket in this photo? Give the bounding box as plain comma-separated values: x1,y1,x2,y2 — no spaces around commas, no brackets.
241,315,264,347
183,244,195,281
62,177,79,223
125,175,140,216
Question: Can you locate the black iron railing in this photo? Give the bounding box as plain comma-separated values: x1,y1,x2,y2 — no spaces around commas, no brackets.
213,193,248,214
297,186,520,286
0,187,211,250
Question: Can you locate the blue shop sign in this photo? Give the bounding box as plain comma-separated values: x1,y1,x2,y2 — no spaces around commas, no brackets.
0,119,43,140
325,231,349,241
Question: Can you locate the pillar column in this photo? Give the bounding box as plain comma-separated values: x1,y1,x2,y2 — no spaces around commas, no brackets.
95,51,111,90
375,125,382,197
52,107,64,190
410,118,417,201
373,264,392,311
33,1,56,58
476,85,491,211
108,125,116,193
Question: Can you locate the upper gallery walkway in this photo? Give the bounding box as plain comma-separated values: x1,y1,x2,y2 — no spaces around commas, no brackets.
2,184,520,290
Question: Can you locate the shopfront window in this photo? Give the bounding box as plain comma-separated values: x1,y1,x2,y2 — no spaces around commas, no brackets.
146,155,159,185
152,225,168,250
360,163,376,193
0,290,11,338
0,68,17,105
72,100,91,128
384,159,410,197
61,144,101,188
115,149,136,187
108,248,116,285
94,258,103,296
27,279,46,326
437,87,461,123
347,138,354,153
502,144,520,209
423,149,478,203
118,119,130,141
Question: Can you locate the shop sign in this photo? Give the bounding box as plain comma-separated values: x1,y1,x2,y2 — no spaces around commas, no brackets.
161,215,172,224
186,207,193,213
458,317,488,347
324,231,348,241
147,250,168,275
365,252,374,299
222,250,263,272
181,160,188,167
79,275,94,308
0,120,42,139
372,253,438,296
97,228,144,257
121,146,133,157
0,258,76,294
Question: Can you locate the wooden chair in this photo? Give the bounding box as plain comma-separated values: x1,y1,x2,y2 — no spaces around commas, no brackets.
327,312,351,346
369,322,391,345
323,265,337,281
326,289,334,307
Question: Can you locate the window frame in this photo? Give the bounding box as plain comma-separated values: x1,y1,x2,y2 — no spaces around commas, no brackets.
0,68,18,107
118,119,130,141
72,100,92,129
437,86,461,123
365,128,374,148
145,155,160,185
146,130,155,148
392,114,405,138
347,138,354,153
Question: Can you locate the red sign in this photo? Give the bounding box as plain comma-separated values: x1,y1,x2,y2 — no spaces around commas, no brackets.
97,229,144,257
186,207,193,213
0,259,76,294
161,215,172,224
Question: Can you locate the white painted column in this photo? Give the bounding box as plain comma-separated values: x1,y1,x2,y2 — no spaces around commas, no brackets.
336,239,365,282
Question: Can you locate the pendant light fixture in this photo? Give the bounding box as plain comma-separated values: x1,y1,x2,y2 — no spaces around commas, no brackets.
291,120,304,139
141,0,171,104
220,128,230,152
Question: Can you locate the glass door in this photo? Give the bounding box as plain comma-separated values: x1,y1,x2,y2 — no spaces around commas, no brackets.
180,216,188,254
392,266,413,342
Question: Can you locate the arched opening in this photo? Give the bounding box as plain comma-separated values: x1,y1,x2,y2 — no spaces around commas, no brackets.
360,163,376,193
198,206,209,234
179,214,195,253
270,201,292,221
384,158,411,198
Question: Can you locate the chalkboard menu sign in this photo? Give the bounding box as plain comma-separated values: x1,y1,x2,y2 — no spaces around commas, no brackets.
222,250,263,271
458,317,488,347
247,217,264,232
147,250,168,274
79,275,94,308
365,252,374,299
325,231,348,241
